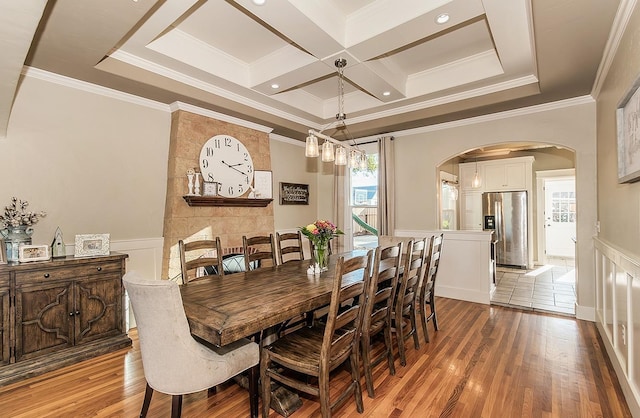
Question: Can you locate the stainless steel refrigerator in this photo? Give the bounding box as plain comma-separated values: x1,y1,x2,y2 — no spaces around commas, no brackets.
482,191,528,268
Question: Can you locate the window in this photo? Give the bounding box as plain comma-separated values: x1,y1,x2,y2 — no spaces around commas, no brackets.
350,147,378,250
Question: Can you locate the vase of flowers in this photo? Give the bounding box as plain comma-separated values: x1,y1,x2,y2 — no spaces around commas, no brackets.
300,220,343,272
0,197,46,262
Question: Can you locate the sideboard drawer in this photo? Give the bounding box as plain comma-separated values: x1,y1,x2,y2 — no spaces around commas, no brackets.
15,261,121,285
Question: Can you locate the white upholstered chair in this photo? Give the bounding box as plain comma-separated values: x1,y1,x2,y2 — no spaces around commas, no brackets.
123,271,260,418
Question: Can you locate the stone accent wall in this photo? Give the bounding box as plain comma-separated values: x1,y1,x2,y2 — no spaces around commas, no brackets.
161,110,274,280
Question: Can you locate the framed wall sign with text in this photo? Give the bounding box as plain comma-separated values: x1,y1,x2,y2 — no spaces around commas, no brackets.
280,182,309,205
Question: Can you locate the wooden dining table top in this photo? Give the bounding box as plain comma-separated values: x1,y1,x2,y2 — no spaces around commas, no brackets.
180,250,367,347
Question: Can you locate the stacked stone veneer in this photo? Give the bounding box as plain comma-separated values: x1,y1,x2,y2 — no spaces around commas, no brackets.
162,110,274,280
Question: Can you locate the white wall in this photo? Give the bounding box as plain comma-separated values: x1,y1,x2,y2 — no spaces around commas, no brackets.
392,100,598,319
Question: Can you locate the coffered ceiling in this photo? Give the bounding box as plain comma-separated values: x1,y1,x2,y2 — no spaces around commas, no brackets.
0,0,622,141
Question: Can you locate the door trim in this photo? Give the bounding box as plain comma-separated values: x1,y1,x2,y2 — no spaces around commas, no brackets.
535,169,575,265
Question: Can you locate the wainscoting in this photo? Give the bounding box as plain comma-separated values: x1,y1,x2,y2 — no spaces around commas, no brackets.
594,237,640,417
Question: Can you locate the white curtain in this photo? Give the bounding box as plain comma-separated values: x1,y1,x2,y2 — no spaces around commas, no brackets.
378,136,395,236
332,165,347,253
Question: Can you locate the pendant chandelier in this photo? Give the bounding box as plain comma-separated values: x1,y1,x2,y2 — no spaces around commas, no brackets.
305,58,367,170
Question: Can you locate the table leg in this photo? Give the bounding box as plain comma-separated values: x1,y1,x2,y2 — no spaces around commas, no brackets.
248,365,259,418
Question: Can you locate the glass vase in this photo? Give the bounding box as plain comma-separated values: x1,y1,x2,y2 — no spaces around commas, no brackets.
1,225,34,262
314,243,329,272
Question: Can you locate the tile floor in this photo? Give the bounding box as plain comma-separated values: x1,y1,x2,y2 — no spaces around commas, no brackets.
490,256,576,315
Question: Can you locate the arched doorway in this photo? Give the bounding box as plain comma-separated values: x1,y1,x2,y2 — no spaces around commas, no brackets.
438,143,577,316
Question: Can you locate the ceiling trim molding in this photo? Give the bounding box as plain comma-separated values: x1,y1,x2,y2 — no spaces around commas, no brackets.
390,95,595,138
110,50,321,129
591,0,637,98
345,74,539,125
21,67,169,111
269,133,304,147
170,102,273,133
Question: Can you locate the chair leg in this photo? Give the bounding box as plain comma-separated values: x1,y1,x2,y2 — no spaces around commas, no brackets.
140,383,154,417
420,294,430,344
350,352,364,413
431,298,439,330
261,350,272,418
410,305,420,350
248,364,259,418
171,394,182,418
383,324,396,376
361,335,375,398
318,365,332,418
395,315,407,367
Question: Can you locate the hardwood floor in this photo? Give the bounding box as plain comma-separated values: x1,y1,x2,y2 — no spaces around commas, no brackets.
0,298,631,417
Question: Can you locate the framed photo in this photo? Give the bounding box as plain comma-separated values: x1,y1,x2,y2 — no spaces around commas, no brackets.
0,239,6,264
280,182,309,205
18,244,51,263
253,170,273,199
616,74,640,183
75,234,110,257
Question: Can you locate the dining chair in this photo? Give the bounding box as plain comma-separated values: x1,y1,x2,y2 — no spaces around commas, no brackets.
242,234,277,271
361,241,403,398
275,231,304,264
122,271,260,418
261,251,373,418
179,237,224,284
392,237,428,366
419,233,444,343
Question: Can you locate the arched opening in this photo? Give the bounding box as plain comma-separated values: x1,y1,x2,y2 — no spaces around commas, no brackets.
437,142,577,316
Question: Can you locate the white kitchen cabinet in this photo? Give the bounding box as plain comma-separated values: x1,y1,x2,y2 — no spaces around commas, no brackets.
483,160,529,191
461,190,483,230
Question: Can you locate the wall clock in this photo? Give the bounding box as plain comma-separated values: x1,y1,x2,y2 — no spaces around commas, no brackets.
199,135,254,198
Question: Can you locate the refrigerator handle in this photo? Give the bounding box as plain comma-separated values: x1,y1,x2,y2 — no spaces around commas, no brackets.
495,201,503,242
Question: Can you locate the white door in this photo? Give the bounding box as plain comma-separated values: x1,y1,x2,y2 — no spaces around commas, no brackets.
544,178,576,257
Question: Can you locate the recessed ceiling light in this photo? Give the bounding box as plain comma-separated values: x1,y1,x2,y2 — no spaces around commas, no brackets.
252,0,266,5
435,13,450,24
271,83,279,89
383,91,391,96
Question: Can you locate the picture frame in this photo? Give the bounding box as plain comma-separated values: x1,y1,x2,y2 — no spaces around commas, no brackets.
0,239,6,264
74,234,110,257
280,182,309,205
18,244,51,263
616,74,640,183
253,170,273,199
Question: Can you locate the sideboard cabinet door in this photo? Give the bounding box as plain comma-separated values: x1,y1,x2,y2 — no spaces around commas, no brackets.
15,281,74,362
0,275,9,366
75,275,123,345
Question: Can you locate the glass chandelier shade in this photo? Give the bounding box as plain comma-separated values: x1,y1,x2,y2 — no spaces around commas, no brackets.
335,147,347,165
348,150,359,167
321,140,335,162
305,135,319,157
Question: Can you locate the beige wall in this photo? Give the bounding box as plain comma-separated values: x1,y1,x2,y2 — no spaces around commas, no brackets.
596,4,640,259
393,101,598,317
269,138,318,231
0,75,170,244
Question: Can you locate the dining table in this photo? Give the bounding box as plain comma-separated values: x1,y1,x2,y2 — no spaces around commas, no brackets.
180,249,367,417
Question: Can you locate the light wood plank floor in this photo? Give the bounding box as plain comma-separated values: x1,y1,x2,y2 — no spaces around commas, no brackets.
0,298,631,417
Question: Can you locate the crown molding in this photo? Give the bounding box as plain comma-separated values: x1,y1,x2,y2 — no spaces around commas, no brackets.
169,102,273,133
591,0,637,98
391,95,595,138
21,67,169,111
269,133,305,147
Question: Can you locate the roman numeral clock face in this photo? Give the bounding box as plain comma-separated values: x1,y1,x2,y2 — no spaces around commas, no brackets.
199,135,254,198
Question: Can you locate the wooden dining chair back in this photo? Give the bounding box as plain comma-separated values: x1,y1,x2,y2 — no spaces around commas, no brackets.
261,251,373,418
420,233,444,343
179,237,224,284
242,234,277,271
276,231,304,264
361,241,403,398
392,237,428,366
122,271,259,418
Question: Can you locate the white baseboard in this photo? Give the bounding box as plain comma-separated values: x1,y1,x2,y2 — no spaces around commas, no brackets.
435,286,490,305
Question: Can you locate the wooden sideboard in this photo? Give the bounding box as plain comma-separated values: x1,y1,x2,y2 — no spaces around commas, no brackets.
0,253,131,386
